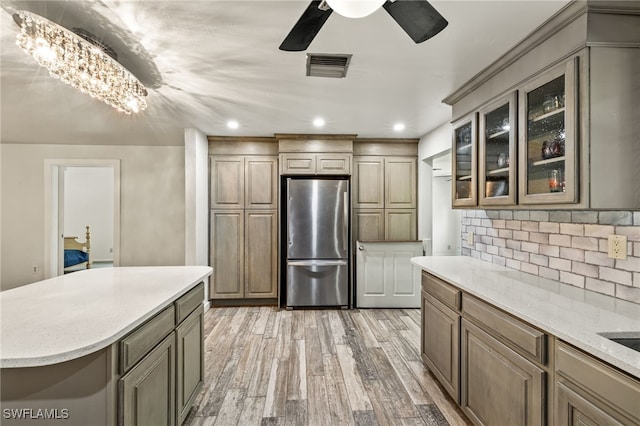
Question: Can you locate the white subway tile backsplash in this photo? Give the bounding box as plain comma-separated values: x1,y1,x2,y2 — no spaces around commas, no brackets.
599,267,633,286
560,223,584,236
571,236,599,251
584,224,614,238
584,251,615,267
540,245,560,258
560,271,585,288
549,257,572,271
549,234,572,247
530,232,550,244
539,222,560,233
530,254,549,267
572,261,598,278
560,247,585,262
585,278,616,296
521,242,540,254
462,209,640,303
521,221,539,232
615,285,640,303
599,211,633,225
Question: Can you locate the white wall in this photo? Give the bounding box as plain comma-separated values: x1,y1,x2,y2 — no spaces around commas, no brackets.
1,143,186,290
184,128,210,302
418,122,454,253
432,175,461,255
64,167,114,261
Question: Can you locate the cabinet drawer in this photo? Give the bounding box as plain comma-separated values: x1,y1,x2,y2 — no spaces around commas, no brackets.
120,305,175,374
316,154,351,175
421,272,461,311
463,296,546,364
280,153,315,174
555,341,640,423
175,282,204,325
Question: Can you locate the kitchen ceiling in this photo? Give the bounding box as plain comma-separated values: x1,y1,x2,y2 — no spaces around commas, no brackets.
0,0,571,146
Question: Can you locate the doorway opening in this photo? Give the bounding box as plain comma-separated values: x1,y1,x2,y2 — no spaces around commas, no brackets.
44,159,120,278
430,151,461,256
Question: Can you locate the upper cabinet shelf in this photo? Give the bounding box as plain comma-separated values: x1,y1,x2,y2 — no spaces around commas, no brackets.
479,92,517,206
452,114,477,207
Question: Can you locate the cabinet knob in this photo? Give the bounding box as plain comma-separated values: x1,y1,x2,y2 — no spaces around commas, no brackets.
358,246,364,251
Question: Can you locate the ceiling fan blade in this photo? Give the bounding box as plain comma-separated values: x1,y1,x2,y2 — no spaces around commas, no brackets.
279,1,333,52
383,0,448,44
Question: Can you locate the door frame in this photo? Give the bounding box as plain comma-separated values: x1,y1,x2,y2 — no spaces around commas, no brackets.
44,159,121,278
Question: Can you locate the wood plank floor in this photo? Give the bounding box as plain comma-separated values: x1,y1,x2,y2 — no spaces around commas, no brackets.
185,307,471,426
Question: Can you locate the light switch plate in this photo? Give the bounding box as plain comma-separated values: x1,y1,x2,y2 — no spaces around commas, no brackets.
607,234,627,260
467,231,474,245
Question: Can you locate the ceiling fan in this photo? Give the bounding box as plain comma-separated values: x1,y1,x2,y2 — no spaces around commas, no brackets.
279,0,448,51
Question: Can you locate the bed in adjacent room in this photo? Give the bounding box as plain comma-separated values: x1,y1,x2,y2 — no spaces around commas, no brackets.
64,226,91,272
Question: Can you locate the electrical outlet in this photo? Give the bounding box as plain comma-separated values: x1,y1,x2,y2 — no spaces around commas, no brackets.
467,231,474,245
32,265,38,274
608,234,627,260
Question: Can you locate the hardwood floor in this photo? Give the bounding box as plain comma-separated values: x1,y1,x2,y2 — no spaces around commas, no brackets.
185,307,471,426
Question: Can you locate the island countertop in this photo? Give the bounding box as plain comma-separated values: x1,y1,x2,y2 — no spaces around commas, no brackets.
411,256,640,379
0,266,213,368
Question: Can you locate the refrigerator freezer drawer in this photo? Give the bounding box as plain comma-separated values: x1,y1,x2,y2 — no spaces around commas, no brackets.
286,262,348,307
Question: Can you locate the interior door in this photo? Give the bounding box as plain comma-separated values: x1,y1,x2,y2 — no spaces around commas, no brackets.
356,241,423,308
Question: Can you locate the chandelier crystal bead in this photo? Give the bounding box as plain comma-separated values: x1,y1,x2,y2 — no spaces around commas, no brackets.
13,10,148,114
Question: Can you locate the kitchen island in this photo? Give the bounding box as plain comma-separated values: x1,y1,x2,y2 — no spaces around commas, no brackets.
1,266,212,426
412,256,639,426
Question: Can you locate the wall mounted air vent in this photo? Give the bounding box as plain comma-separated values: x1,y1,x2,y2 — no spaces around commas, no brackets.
306,54,352,78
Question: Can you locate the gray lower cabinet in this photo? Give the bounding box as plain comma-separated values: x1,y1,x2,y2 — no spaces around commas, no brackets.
461,319,545,426
421,292,460,402
120,333,176,426
176,307,204,425
554,341,640,426
120,283,205,426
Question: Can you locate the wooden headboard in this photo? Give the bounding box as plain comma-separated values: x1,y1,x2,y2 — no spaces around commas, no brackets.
64,226,91,268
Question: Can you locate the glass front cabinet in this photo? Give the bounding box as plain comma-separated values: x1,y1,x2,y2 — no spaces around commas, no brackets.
518,58,578,205
479,92,517,206
452,113,477,207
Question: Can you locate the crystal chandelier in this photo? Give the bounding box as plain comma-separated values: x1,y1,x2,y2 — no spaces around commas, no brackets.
13,10,148,114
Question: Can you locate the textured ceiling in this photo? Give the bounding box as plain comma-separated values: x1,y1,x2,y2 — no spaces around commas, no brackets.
0,0,571,146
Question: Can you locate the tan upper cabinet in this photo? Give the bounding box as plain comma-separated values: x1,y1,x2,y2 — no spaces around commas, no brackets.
519,58,578,205
353,147,417,242
211,156,277,210
445,3,640,209
245,156,278,209
452,113,478,207
385,157,416,209
280,153,351,175
353,157,384,209
210,156,245,209
479,92,517,206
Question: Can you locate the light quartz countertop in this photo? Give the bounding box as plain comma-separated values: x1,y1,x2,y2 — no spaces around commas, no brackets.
0,266,213,368
411,256,640,379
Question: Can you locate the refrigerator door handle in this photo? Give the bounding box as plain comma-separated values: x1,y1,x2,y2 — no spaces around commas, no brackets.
343,191,348,252
287,260,348,267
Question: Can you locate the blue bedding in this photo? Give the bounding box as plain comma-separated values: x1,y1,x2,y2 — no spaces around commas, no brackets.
64,249,89,268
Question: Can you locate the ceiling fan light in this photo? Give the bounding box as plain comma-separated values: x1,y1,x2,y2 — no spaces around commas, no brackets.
325,0,387,18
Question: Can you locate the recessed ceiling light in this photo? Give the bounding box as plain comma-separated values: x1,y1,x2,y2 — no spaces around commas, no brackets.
393,123,405,132
313,118,325,127
227,120,239,129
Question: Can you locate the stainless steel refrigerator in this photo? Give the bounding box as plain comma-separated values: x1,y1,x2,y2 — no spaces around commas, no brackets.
285,177,350,308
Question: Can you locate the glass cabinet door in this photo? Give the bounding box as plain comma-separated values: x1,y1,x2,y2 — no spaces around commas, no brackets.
519,58,578,204
479,92,517,206
452,113,477,207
